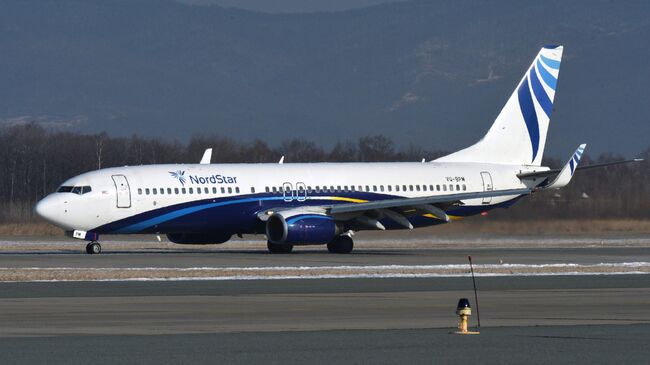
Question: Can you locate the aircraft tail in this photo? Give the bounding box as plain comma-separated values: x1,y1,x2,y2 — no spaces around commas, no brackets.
436,45,564,166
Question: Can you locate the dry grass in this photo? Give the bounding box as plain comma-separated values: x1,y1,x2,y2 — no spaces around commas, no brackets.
0,223,63,236
432,219,650,234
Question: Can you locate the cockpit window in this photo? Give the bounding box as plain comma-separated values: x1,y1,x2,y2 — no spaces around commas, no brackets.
57,186,74,193
57,185,92,195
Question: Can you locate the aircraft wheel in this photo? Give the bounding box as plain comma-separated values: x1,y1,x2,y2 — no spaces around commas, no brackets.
86,241,102,255
267,241,293,254
327,235,353,254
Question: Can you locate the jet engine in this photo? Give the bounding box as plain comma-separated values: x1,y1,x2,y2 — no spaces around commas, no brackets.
266,212,341,245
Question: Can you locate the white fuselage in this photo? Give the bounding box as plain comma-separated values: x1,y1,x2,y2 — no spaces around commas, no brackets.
34,161,544,235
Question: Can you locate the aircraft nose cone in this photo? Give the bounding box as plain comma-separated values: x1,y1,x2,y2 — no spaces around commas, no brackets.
34,196,56,223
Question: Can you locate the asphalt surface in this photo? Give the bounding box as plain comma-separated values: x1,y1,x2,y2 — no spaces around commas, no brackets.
0,246,648,268
0,244,648,364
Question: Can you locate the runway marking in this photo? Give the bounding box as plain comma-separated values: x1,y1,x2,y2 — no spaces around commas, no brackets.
0,262,648,282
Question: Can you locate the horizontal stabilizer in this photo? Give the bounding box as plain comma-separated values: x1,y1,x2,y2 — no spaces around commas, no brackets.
518,158,644,180
539,144,586,189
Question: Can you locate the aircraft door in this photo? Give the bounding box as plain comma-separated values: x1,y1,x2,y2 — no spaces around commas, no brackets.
282,182,293,202
296,182,307,202
480,172,493,204
111,175,132,208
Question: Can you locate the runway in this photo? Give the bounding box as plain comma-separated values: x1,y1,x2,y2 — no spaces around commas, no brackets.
0,238,648,364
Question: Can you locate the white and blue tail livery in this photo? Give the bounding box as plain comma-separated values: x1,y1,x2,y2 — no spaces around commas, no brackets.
437,45,563,166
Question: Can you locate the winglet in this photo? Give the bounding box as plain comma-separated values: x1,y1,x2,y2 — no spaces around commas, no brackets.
544,144,586,189
278,156,285,164
200,148,212,164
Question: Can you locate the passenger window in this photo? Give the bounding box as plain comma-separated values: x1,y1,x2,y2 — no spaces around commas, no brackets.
181,188,186,194
174,188,179,194
387,185,392,192
330,186,335,192
212,187,217,194
456,184,460,191
380,185,384,192
153,188,158,195
251,187,255,193
228,187,232,194
436,185,440,191
422,185,427,192
138,188,143,195
272,187,277,193
357,185,362,191
429,185,434,191
416,185,421,191
159,188,164,195
409,185,414,191
145,188,150,195
236,187,240,193
442,185,447,191
462,184,467,191
395,185,400,192
167,188,172,194
188,188,193,194
365,185,369,192
373,185,377,192
402,185,407,191
221,187,226,194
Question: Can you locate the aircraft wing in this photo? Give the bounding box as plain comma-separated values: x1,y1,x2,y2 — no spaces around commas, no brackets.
325,188,530,228
517,158,644,179
258,188,530,230
328,188,530,215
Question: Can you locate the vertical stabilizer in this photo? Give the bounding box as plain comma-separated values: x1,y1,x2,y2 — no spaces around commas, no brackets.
436,46,563,166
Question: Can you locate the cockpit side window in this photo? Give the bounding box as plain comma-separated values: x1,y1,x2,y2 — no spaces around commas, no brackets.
57,186,74,193
57,185,92,195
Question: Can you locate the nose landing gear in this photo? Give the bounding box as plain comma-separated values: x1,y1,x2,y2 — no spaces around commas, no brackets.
86,241,102,254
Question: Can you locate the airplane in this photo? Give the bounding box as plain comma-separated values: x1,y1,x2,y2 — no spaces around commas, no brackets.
34,45,641,254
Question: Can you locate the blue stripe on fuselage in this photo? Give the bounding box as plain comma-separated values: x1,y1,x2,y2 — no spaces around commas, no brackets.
93,191,524,235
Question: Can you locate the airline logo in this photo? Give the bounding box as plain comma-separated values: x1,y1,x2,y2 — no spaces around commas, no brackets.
169,170,187,186
169,170,238,185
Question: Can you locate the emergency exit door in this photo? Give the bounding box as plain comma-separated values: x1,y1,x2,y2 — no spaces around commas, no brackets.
480,172,493,205
112,175,132,208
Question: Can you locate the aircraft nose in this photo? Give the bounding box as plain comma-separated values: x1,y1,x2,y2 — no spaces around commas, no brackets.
34,196,57,223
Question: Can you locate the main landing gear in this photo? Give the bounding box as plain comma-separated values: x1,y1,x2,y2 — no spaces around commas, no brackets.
86,241,102,255
267,241,294,254
327,235,354,254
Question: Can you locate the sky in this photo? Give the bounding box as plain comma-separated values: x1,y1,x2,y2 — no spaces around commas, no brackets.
175,0,405,13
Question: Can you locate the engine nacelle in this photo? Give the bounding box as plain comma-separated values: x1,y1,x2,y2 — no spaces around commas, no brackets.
166,233,231,245
266,213,339,245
